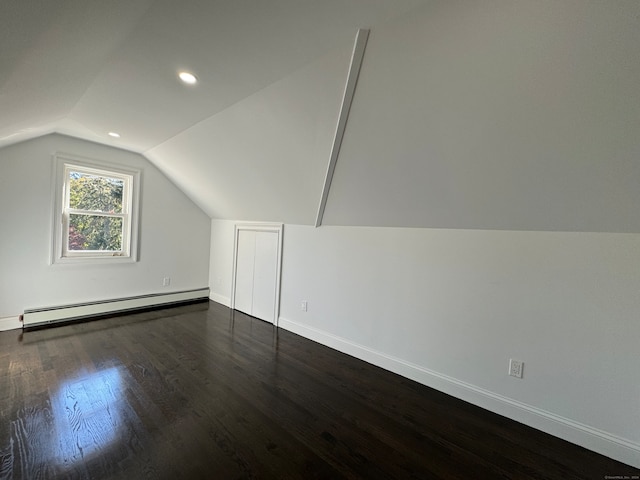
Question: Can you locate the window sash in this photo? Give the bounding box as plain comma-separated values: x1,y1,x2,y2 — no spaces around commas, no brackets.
62,212,130,257
59,162,135,259
66,209,128,218
63,165,132,214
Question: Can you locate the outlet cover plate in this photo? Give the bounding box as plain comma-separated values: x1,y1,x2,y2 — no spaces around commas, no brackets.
509,359,524,378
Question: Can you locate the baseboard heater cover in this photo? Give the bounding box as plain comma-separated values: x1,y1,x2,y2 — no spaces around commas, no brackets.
22,288,209,329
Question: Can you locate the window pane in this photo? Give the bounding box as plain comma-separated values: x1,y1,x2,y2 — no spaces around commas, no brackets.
68,172,124,213
68,214,123,251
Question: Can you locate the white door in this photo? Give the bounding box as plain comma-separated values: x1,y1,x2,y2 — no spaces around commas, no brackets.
251,231,278,322
233,226,281,324
234,230,256,316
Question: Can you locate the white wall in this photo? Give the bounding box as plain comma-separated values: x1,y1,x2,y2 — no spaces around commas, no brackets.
204,1,640,469
146,43,351,224
325,0,640,232
146,1,640,231
0,134,210,319
208,219,235,306
209,222,640,467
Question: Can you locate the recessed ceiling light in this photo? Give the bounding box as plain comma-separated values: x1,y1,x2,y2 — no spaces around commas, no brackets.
178,71,198,85
108,132,120,138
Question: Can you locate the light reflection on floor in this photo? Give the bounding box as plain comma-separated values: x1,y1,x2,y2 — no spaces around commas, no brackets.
50,366,124,467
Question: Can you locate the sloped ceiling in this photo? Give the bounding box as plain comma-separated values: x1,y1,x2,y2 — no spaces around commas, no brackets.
146,44,353,223
323,0,640,232
0,0,426,223
1,0,426,151
3,1,639,230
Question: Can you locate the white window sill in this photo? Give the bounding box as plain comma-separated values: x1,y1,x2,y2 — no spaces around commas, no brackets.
52,255,137,266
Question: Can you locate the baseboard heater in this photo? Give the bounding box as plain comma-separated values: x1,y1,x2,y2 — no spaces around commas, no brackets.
22,288,210,329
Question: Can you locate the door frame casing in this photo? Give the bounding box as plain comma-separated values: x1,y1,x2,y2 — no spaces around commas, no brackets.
231,222,284,326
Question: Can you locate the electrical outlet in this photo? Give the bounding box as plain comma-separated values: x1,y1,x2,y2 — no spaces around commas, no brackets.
509,359,524,378
301,301,308,312
162,277,171,287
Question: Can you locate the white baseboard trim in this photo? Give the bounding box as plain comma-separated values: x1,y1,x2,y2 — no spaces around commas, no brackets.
278,316,640,469
23,288,210,329
0,316,22,331
209,292,231,307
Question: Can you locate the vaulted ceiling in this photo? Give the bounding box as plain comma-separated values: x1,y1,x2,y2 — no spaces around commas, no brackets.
3,1,639,230
1,0,424,152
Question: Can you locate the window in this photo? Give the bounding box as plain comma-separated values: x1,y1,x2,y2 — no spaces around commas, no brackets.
52,154,140,264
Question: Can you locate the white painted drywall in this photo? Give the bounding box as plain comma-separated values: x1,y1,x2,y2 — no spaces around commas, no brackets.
146,43,351,224
324,0,640,232
204,2,640,467
208,219,235,306
151,1,640,230
0,134,210,319
209,222,640,466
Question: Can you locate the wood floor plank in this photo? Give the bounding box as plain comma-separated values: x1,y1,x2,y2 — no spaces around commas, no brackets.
0,301,637,479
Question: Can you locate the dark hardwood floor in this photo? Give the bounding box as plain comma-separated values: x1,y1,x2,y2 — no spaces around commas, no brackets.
0,301,637,479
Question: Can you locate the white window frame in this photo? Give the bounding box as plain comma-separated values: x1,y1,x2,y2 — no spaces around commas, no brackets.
51,153,140,265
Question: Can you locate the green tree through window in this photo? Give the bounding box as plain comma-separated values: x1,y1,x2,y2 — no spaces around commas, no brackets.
67,172,124,251
51,155,139,264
